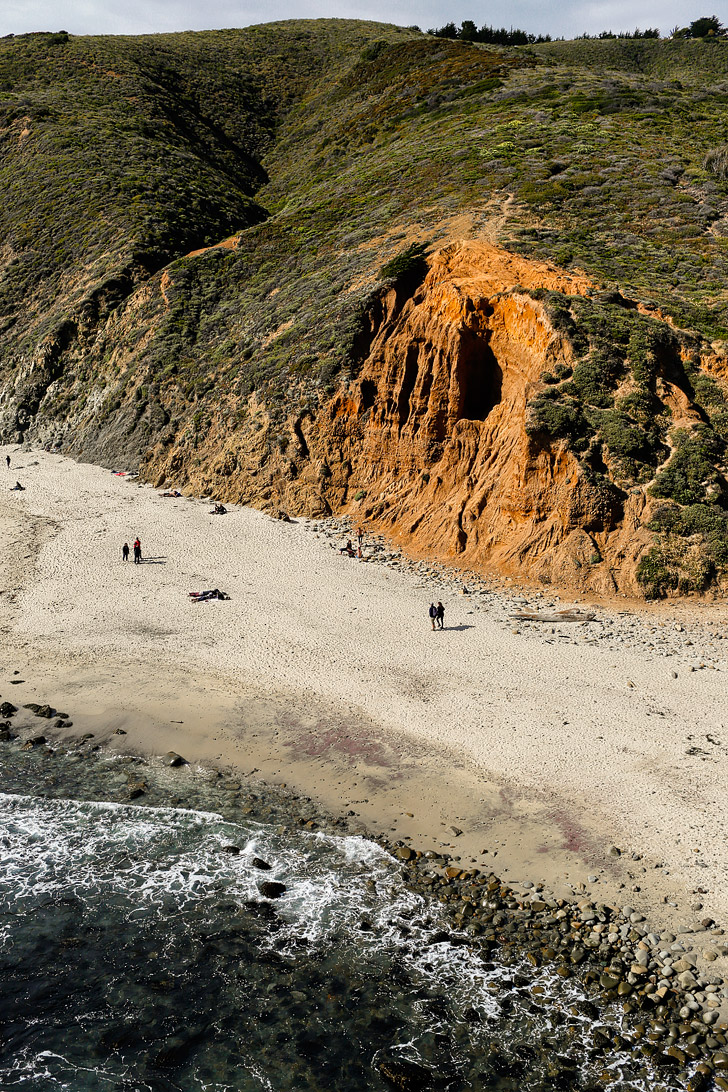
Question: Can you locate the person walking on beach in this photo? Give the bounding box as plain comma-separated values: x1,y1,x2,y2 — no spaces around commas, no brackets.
356,525,364,548
122,542,130,562
436,601,445,629
428,603,437,630
133,538,142,564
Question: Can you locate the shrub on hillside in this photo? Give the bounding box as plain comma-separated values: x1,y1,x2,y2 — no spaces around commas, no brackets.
650,501,728,566
525,391,589,447
636,536,714,597
598,409,659,469
569,349,624,407
704,145,728,179
650,425,727,506
379,242,429,290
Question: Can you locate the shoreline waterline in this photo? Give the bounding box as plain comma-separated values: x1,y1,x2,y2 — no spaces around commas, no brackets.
0,644,718,942
0,715,724,1090
1,447,728,1035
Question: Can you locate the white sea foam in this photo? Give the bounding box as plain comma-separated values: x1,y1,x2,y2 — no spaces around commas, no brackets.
0,791,684,1092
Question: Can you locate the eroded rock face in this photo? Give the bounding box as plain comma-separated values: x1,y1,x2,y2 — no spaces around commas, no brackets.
289,242,646,595
142,241,692,595
313,243,615,586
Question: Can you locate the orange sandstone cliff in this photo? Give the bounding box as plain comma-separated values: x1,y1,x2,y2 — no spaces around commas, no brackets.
145,241,722,597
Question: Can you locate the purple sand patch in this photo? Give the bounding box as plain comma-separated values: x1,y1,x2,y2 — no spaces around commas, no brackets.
546,807,599,858
275,713,397,769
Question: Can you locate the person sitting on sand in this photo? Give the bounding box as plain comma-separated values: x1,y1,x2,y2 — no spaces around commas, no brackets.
340,539,356,557
210,503,227,515
160,489,182,498
10,481,24,491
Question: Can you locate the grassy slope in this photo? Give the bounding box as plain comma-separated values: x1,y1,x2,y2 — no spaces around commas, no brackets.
511,38,728,331
0,26,727,593
0,22,407,346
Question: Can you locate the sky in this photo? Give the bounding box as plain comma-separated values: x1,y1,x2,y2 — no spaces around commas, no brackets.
0,0,715,40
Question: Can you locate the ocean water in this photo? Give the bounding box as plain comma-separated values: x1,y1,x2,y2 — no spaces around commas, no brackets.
0,743,678,1092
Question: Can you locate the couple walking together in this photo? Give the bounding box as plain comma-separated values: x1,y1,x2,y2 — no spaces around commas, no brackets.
429,601,445,630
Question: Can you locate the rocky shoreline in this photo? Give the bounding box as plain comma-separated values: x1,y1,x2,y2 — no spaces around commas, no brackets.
2,697,727,1091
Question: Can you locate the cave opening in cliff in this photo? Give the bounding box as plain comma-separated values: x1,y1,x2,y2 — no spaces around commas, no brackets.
397,344,420,426
359,378,377,411
457,335,502,422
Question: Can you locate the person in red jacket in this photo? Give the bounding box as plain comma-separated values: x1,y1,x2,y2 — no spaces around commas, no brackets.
133,538,142,564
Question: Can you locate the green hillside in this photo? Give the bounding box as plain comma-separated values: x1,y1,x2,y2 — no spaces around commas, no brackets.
0,22,408,346
0,23,727,595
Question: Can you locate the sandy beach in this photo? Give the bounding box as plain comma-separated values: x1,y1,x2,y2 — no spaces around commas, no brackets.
1,445,727,978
